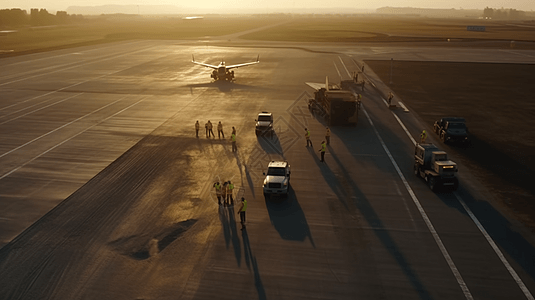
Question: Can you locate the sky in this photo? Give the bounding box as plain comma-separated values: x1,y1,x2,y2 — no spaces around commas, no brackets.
2,0,535,13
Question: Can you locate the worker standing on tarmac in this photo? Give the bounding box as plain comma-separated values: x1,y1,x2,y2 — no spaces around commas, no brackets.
318,141,326,162
195,121,200,138
221,181,228,206
231,132,237,152
420,130,427,143
305,128,313,147
227,181,234,205
214,181,222,205
325,127,331,145
207,121,214,138
237,197,247,230
232,126,236,135
217,121,225,139
205,121,209,137
387,92,394,105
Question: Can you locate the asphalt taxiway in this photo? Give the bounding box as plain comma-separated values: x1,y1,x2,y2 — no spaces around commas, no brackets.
1,37,535,299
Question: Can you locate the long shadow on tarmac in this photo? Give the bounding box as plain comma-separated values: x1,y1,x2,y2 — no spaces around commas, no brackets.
308,143,434,299
219,205,242,266
350,106,535,290
257,132,284,158
186,81,270,93
242,228,267,300
264,187,315,247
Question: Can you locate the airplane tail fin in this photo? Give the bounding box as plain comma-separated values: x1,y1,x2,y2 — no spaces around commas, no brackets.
192,54,195,62
256,55,260,62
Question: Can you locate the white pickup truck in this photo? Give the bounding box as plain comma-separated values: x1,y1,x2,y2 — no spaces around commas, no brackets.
263,161,291,199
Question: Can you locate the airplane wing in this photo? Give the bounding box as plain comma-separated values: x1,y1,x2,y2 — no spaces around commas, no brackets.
305,76,335,91
191,55,218,69
305,82,326,91
225,55,260,69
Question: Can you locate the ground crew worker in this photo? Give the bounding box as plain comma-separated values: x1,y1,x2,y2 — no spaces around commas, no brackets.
217,121,225,139
420,130,427,143
195,120,200,137
362,80,366,91
232,126,236,135
237,197,247,229
387,92,394,105
318,141,326,162
231,132,237,152
305,128,312,147
205,121,209,137
221,181,228,206
325,127,331,145
227,181,234,205
207,121,214,138
214,181,222,205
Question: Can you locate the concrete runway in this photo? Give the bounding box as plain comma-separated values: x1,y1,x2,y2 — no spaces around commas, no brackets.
1,36,535,299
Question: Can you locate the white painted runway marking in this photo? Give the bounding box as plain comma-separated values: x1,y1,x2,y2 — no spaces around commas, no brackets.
363,107,474,300
454,193,535,300
390,103,535,300
0,97,145,181
0,95,128,159
0,93,83,124
333,61,341,80
499,50,535,58
391,113,417,145
338,56,352,80
0,43,158,88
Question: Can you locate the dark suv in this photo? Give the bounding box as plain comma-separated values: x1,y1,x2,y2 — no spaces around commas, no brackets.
433,117,469,144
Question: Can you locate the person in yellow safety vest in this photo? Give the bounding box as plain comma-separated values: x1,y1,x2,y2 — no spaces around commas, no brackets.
305,128,312,147
195,120,200,138
214,181,222,205
231,133,237,152
217,121,225,139
221,181,228,206
420,130,427,143
237,197,247,229
227,181,234,205
318,141,326,162
325,127,331,145
207,120,214,138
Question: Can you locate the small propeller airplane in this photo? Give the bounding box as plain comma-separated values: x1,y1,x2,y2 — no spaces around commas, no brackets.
192,55,260,81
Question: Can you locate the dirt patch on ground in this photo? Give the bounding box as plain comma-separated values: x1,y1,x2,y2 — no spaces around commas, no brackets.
365,60,535,230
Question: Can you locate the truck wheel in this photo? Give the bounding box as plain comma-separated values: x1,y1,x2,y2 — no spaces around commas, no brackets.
428,176,437,192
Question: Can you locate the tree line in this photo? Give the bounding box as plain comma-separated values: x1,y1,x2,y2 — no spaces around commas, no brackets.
482,7,527,19
0,8,85,27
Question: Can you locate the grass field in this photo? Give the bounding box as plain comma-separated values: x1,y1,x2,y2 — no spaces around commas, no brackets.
240,16,535,45
0,15,288,54
365,60,535,228
2,15,535,56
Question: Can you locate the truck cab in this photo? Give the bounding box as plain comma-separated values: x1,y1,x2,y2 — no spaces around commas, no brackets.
414,143,458,191
263,161,291,199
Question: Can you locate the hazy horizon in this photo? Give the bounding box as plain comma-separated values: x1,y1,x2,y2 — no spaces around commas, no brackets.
2,0,535,13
